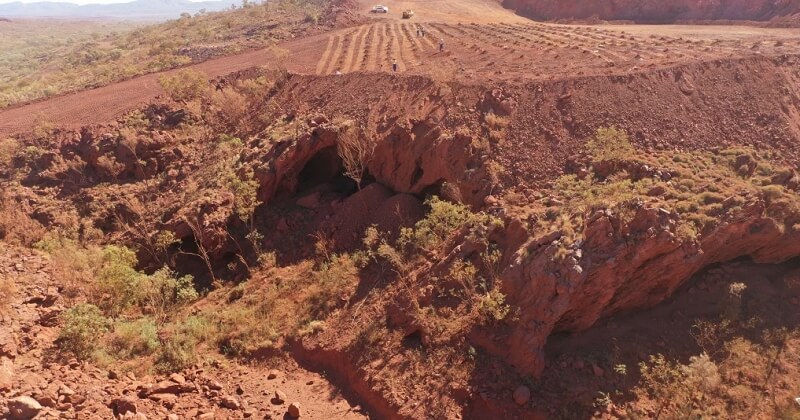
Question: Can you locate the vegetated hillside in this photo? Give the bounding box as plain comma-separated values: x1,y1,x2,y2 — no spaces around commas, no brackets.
2,51,800,418
0,0,353,108
0,0,230,20
503,0,800,23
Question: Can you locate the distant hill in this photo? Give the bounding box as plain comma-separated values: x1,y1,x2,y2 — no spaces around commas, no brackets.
0,0,234,20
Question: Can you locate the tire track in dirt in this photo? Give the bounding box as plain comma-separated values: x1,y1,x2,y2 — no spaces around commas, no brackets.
388,24,407,71
377,23,390,71
390,24,413,71
364,24,381,71
357,24,374,71
321,33,344,74
394,23,417,70
352,24,371,71
419,31,439,50
316,34,336,75
342,25,366,73
400,23,424,64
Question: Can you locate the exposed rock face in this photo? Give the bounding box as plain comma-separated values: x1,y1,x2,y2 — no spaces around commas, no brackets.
252,118,496,211
251,123,340,204
497,201,800,375
503,0,800,23
368,120,496,209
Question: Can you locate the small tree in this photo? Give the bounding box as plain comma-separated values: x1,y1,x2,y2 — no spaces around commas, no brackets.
140,267,197,325
336,120,375,190
59,304,110,360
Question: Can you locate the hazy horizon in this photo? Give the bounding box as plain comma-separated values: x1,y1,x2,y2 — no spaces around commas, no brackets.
0,0,212,4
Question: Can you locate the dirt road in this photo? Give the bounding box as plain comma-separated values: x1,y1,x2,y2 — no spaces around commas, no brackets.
2,0,800,137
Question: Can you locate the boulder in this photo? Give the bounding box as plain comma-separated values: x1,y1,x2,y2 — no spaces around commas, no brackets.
288,402,302,418
272,389,287,405
8,396,42,420
0,357,13,391
220,394,241,410
111,396,138,415
512,385,530,406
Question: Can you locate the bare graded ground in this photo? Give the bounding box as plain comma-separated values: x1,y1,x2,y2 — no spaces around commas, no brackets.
2,0,800,137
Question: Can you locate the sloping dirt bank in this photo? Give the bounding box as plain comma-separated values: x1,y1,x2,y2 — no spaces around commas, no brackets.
265,53,800,190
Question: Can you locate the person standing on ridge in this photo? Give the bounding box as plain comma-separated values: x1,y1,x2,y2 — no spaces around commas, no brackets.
439,38,445,52
392,58,398,72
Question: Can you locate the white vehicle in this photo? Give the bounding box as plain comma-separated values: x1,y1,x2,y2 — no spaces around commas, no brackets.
371,5,389,13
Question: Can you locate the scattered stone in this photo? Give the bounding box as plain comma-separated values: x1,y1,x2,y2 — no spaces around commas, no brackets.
220,394,241,410
276,218,289,232
110,396,137,415
236,384,245,395
272,390,287,405
169,373,186,384
147,393,178,409
647,185,666,196
0,357,14,391
8,396,43,420
267,369,280,380
148,380,194,395
37,396,57,408
296,192,321,209
288,402,302,418
592,364,605,377
65,393,86,405
512,385,531,406
58,384,75,396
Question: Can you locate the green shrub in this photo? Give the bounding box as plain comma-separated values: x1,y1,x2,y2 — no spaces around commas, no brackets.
95,246,144,317
225,169,261,225
586,126,635,162
0,138,19,170
109,318,160,359
309,254,358,318
140,267,198,324
179,315,215,342
59,304,110,360
155,334,197,373
698,192,725,205
478,288,511,322
158,69,209,102
761,185,784,205
400,196,500,251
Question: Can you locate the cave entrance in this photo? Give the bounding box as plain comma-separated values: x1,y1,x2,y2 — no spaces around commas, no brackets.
296,146,358,194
